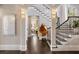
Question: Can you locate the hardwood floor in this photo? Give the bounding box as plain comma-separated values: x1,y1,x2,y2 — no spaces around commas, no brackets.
0,50,25,54
0,50,79,54
26,37,51,54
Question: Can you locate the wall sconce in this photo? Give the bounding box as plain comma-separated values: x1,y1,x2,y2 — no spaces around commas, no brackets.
52,8,57,18
21,8,25,19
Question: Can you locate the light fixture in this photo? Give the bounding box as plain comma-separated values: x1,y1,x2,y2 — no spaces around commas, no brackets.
21,8,25,18
52,8,57,18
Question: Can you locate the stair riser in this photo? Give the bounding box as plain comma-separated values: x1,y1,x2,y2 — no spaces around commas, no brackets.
56,38,67,46
56,36,67,42
57,33,72,38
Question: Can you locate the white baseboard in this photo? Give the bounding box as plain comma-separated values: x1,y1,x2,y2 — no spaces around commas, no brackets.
20,45,27,51
0,45,27,51
53,45,79,51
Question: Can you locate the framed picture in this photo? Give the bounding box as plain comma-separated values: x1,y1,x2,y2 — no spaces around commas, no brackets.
3,14,15,35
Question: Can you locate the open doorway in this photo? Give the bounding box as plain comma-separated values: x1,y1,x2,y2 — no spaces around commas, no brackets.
28,16,39,36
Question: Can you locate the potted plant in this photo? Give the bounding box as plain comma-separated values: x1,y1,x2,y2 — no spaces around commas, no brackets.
72,20,79,34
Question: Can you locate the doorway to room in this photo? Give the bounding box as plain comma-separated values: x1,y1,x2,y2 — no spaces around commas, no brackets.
25,16,50,53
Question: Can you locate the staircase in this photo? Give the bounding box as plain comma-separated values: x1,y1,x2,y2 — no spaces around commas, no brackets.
56,16,79,48
56,29,72,48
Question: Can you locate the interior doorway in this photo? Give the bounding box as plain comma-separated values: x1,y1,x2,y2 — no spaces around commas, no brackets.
28,16,39,36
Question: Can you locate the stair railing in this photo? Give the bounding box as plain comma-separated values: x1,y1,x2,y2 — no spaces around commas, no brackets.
56,16,79,35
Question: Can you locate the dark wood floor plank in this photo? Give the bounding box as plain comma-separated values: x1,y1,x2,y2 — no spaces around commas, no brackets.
27,37,51,54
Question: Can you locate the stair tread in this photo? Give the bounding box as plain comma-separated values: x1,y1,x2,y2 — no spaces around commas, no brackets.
56,40,62,45
47,39,63,45
56,35,67,42
57,32,72,38
57,30,74,35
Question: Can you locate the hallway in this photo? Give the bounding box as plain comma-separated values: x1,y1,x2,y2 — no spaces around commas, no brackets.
26,37,51,54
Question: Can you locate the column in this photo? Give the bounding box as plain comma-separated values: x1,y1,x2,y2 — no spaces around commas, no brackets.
19,5,28,51
50,7,57,51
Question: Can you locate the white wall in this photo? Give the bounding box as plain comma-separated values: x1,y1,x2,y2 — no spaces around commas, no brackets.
0,5,24,50
57,4,68,24
70,5,79,16
57,4,79,26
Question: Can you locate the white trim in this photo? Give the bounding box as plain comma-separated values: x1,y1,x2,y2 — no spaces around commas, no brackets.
20,45,27,51
24,8,28,51
53,45,79,51
52,45,57,48
0,44,26,51
0,45,20,50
